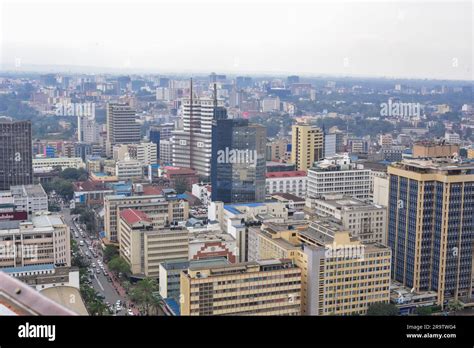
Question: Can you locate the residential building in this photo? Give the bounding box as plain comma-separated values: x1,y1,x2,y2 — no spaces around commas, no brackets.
115,159,143,181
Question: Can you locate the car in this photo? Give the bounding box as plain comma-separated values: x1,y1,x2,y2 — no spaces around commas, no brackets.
96,269,101,274
107,277,112,282
103,272,108,277
91,263,96,268
79,241,84,246
127,309,134,316
116,305,122,312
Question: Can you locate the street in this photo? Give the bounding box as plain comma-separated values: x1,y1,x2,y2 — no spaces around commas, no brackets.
62,206,136,316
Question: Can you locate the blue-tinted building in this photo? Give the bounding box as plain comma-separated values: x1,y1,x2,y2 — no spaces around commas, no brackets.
211,117,266,204
388,159,474,306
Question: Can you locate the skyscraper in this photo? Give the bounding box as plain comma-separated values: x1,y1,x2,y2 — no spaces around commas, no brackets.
172,81,224,179
388,158,474,306
106,103,141,157
291,124,324,171
0,117,33,190
211,116,266,203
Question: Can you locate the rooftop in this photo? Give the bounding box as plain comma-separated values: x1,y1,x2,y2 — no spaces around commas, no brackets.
120,208,151,225
266,171,306,178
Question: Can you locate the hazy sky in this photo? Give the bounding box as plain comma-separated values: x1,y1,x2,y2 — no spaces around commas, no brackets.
0,0,472,80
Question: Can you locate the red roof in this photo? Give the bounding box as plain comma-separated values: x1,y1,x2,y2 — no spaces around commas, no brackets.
120,209,151,225
266,171,307,179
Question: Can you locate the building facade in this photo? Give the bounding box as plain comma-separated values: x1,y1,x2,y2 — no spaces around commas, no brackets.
0,118,33,190
388,158,474,306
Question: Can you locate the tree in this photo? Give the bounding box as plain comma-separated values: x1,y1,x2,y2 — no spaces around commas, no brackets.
367,303,399,316
447,300,464,315
103,245,119,262
60,168,88,181
174,177,188,194
108,256,131,275
130,277,159,316
415,306,432,316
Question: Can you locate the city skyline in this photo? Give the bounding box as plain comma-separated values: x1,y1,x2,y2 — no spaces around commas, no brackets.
1,0,472,80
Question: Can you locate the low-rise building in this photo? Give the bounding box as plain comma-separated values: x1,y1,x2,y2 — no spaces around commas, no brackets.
33,157,85,172
265,171,307,197
0,215,71,269
119,209,189,277
180,259,301,316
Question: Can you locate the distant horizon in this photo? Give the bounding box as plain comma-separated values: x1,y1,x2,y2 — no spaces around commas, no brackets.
0,63,472,83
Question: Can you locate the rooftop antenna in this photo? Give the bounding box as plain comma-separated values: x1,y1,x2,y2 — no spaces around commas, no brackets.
213,83,218,108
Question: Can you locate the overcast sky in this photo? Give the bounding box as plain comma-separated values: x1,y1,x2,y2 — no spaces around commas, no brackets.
0,0,472,80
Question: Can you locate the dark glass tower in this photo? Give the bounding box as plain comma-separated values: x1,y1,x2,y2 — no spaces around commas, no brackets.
211,116,266,204
0,117,33,190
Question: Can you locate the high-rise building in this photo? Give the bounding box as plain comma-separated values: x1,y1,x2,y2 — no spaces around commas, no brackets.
291,124,324,171
387,158,474,306
77,114,99,144
211,118,266,203
106,103,141,157
180,259,301,316
0,118,33,190
172,81,224,179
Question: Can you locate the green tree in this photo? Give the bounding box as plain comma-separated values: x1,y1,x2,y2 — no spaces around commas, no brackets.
130,277,159,316
415,306,432,316
447,300,464,315
108,256,131,275
367,303,399,316
174,177,189,194
103,245,119,262
60,168,88,181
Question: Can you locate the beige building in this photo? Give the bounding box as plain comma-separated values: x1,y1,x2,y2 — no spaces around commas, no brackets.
412,141,460,158
180,259,301,316
0,215,71,268
308,194,387,244
291,124,324,171
104,194,189,243
248,219,392,315
119,209,189,277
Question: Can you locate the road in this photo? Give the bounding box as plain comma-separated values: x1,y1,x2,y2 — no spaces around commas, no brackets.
62,207,134,316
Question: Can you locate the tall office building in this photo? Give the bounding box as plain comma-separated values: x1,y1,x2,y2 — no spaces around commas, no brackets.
77,114,99,144
291,124,324,171
172,81,224,179
388,158,474,306
211,118,266,203
106,103,141,157
0,118,33,190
